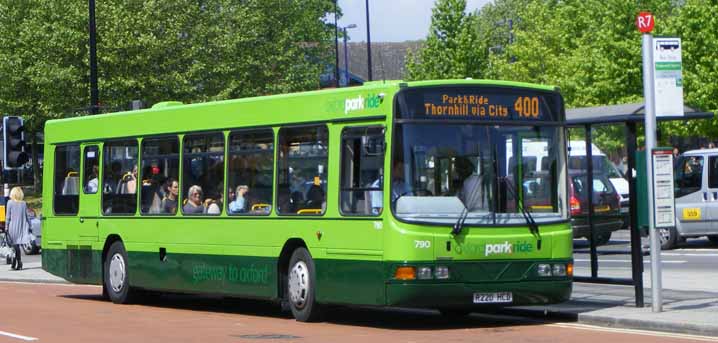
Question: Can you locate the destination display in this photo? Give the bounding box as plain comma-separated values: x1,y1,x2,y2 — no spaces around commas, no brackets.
396,87,562,122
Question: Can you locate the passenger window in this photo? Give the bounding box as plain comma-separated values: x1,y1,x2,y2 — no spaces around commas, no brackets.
83,146,100,194
277,126,328,215
675,156,703,198
140,137,180,215
102,140,139,215
709,157,718,189
54,145,81,215
340,126,385,216
227,129,274,215
182,133,225,215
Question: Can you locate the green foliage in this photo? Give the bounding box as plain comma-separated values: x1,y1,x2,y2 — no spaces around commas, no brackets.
0,0,336,132
405,0,483,80
663,0,718,139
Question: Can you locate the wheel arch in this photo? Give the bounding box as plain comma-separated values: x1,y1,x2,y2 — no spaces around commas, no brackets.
277,238,308,299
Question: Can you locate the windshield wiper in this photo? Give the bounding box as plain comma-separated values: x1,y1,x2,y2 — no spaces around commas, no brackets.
452,203,469,235
501,176,542,250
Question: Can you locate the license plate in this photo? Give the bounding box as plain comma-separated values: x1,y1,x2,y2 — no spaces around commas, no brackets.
473,292,513,304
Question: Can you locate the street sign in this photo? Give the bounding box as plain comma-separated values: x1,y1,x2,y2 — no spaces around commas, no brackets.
653,38,684,117
651,148,675,228
636,12,654,33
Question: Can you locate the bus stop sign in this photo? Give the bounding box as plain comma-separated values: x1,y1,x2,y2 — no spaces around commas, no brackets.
636,12,654,33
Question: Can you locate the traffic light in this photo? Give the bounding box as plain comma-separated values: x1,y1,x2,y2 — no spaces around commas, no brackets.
3,116,29,170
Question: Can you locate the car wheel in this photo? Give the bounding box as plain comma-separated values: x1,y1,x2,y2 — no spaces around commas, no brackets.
708,235,718,245
22,242,38,255
590,232,612,246
287,247,321,322
104,241,135,304
659,227,677,250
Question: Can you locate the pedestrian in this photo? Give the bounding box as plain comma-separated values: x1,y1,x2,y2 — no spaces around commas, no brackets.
5,187,32,270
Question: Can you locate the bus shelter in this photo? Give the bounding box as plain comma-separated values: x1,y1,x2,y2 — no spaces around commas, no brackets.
566,103,713,307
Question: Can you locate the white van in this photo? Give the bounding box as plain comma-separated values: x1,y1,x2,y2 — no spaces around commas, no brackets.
671,149,718,249
510,140,629,212
567,141,629,216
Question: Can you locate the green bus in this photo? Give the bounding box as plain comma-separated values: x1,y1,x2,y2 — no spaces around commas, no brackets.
42,79,572,321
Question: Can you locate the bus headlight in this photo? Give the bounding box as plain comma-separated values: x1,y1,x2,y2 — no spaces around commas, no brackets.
537,264,552,277
417,267,433,280
552,264,567,276
435,266,450,279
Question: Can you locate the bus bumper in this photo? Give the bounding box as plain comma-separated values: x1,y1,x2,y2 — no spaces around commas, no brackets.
385,280,572,308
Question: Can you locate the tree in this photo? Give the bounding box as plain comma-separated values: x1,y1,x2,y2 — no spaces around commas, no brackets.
662,0,718,141
0,1,88,189
405,0,483,81
0,0,337,189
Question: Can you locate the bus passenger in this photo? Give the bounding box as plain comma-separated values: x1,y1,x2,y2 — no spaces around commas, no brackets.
205,197,221,214
161,178,179,214
85,164,99,193
183,185,204,214
228,185,249,214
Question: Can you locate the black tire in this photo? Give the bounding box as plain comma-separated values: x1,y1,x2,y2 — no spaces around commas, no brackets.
708,235,718,245
22,242,38,255
103,241,135,304
286,247,321,322
590,232,612,246
659,227,678,250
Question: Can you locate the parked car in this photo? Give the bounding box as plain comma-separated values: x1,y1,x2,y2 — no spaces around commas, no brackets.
24,208,41,255
670,149,718,250
568,141,630,227
569,171,623,246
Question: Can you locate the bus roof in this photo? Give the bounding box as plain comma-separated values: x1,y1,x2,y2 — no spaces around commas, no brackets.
45,79,559,144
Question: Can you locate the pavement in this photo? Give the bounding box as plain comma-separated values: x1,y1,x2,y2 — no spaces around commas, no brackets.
2,254,718,338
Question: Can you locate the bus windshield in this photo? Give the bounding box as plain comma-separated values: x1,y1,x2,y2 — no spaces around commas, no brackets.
392,124,566,225
391,86,567,226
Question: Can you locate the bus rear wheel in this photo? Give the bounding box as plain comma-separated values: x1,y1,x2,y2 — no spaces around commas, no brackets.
104,241,135,304
287,247,321,322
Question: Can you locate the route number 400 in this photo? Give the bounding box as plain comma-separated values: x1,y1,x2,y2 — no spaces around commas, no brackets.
414,240,431,249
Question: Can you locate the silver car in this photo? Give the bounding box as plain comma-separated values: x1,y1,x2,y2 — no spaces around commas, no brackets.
671,149,718,249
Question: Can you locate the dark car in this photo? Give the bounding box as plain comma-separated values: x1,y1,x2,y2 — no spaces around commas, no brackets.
569,171,623,246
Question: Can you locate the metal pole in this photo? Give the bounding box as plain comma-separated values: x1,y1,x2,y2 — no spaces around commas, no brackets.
89,0,99,115
343,28,349,87
642,33,662,312
365,0,372,81
627,122,645,307
585,125,598,278
333,0,340,88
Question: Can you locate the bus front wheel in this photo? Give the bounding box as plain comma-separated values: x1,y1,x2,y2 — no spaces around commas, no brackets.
104,241,135,304
287,247,322,322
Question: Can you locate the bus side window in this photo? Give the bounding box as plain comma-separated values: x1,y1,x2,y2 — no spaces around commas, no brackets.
340,126,385,216
140,136,180,215
102,140,139,215
54,145,81,215
182,132,225,216
277,125,328,215
227,129,274,216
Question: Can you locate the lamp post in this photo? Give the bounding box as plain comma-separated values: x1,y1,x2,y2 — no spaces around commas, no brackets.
342,24,357,87
333,0,340,88
365,0,372,81
89,0,99,114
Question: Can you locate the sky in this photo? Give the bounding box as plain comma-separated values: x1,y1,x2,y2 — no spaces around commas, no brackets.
336,0,493,43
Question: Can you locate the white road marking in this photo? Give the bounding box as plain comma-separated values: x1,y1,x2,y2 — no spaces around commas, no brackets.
574,259,686,264
0,330,38,341
549,323,718,342
663,253,718,257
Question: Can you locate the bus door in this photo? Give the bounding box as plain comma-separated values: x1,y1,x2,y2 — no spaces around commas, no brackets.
78,143,101,241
